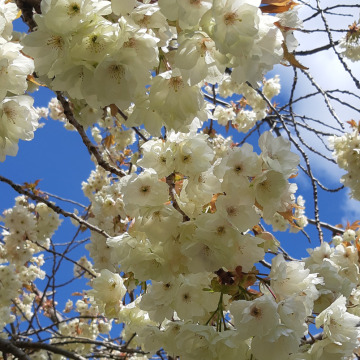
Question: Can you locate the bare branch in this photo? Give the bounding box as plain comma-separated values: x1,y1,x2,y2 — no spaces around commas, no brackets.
56,92,126,178
13,341,87,360
246,82,325,244
0,338,31,360
40,191,88,209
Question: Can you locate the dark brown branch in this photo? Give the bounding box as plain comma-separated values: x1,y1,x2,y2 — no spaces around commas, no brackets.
14,0,41,31
166,173,190,222
40,337,147,355
116,106,149,142
13,341,87,360
0,338,31,360
295,40,340,56
56,92,126,178
303,332,323,344
259,259,271,269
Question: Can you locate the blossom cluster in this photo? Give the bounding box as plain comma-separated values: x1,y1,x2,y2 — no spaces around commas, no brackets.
79,129,324,360
329,123,360,200
0,196,61,334
83,175,360,360
339,20,360,62
19,0,300,138
212,75,281,133
0,1,40,161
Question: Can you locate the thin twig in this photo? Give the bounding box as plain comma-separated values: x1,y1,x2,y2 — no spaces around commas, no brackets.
33,241,97,278
13,341,87,360
0,175,109,238
41,191,88,209
246,82,324,244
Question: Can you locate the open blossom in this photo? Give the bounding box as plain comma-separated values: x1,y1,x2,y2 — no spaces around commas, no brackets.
0,0,18,42
88,269,127,317
111,0,136,16
146,70,207,133
230,295,280,339
0,42,34,101
173,132,214,176
130,2,172,47
175,31,227,85
21,15,69,78
259,131,300,177
231,13,283,84
0,95,39,161
138,139,175,178
40,0,112,35
253,170,290,218
213,105,235,126
211,0,283,83
216,194,260,231
158,0,212,30
270,254,322,312
338,20,360,62
329,127,360,200
316,295,360,347
263,75,281,99
215,142,262,180
251,327,300,360
121,169,169,213
0,265,22,307
183,213,264,272
211,0,261,57
117,297,156,344
142,272,222,324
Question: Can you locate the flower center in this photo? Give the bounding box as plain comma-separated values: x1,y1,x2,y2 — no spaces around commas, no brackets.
182,292,191,303
250,305,262,318
140,185,150,193
67,2,81,16
108,64,125,83
47,35,64,51
226,206,238,217
169,76,184,92
224,12,240,26
216,226,226,235
182,154,192,163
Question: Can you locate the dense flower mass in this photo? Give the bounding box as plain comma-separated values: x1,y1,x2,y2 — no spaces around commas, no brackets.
0,196,61,332
0,0,360,359
329,123,360,200
0,3,39,161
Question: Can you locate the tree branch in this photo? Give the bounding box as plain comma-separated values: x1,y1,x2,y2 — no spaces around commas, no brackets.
0,175,110,238
0,338,31,360
13,341,87,360
166,173,190,222
56,92,126,178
